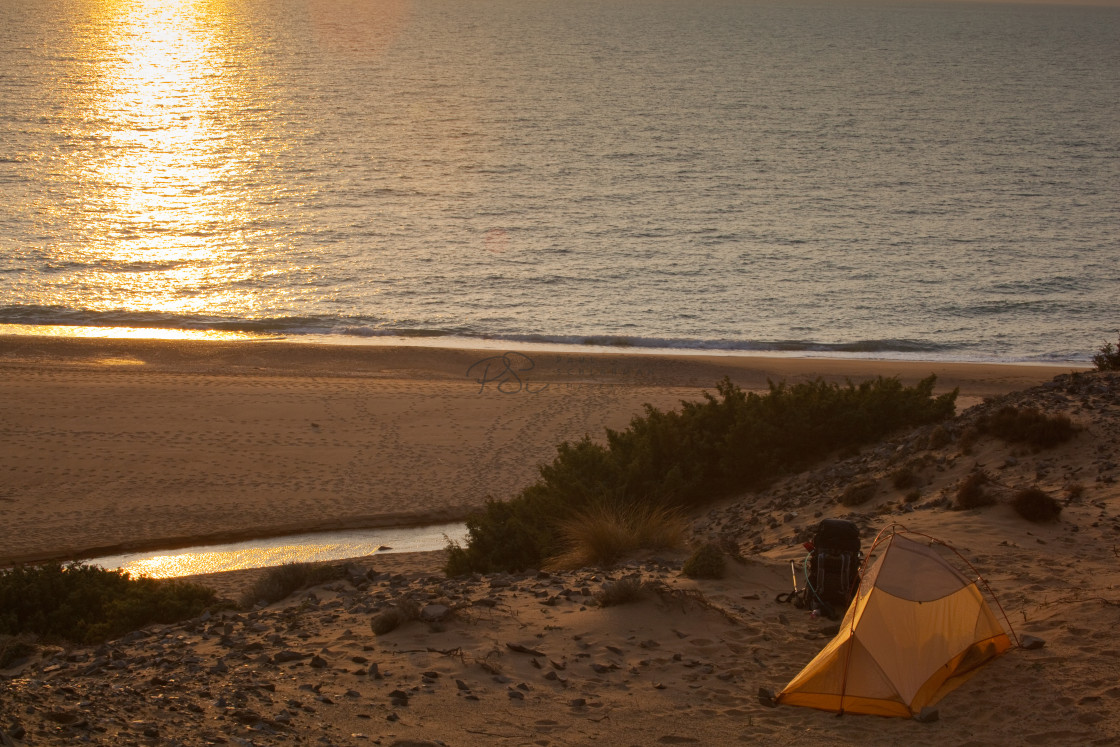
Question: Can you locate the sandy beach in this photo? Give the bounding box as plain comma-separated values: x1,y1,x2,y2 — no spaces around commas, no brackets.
0,335,1078,566
4,335,1120,746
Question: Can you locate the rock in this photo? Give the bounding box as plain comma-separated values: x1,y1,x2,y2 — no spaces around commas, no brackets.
915,706,940,723
273,650,308,664
1019,634,1046,650
420,604,450,622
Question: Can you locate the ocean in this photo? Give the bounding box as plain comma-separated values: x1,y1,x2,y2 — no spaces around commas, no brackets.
1,0,1118,363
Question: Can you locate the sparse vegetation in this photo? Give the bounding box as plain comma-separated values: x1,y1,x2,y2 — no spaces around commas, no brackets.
594,577,652,606
446,375,957,575
978,406,1077,450
543,503,686,571
956,470,995,510
958,426,980,455
1092,332,1120,371
1013,487,1063,523
927,425,951,450
839,480,877,507
0,563,217,645
240,562,345,608
681,543,726,579
891,465,918,490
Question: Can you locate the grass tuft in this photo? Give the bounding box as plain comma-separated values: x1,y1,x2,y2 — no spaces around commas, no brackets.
681,543,726,579
543,503,686,571
956,470,994,510
839,480,877,507
594,577,652,607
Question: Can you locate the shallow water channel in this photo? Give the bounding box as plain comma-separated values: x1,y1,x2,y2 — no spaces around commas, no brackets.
85,523,467,579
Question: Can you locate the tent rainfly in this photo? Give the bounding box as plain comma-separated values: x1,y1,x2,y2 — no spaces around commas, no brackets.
776,531,1013,717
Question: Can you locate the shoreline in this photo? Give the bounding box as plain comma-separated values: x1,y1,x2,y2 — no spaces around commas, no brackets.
0,334,1087,567
0,322,1095,366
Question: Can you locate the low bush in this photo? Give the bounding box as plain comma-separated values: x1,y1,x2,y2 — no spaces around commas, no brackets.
446,375,957,575
956,470,994,510
891,465,918,490
958,426,980,455
1012,487,1062,522
978,406,1076,449
681,543,726,580
240,562,344,608
839,480,877,507
0,563,217,645
1092,332,1120,371
927,425,951,450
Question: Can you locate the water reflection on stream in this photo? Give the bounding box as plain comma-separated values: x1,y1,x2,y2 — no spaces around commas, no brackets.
87,523,467,579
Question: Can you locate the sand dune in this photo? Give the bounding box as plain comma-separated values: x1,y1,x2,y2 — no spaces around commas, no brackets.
2,336,1117,745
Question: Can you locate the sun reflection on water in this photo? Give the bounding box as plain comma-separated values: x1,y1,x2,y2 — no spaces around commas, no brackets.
58,0,270,318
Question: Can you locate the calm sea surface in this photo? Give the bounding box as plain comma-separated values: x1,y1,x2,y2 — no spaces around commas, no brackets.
1,0,1118,363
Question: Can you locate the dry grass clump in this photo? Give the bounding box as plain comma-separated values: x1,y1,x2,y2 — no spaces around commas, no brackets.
681,543,726,579
839,480,877,507
240,562,344,608
956,470,995,509
891,465,919,490
978,406,1077,450
1013,487,1063,523
594,577,653,607
544,504,686,571
958,426,980,455
927,425,951,450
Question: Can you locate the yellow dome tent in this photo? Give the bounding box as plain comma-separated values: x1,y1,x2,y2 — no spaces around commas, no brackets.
775,529,1014,717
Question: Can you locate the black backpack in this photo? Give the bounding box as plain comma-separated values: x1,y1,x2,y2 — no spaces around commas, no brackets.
795,519,862,619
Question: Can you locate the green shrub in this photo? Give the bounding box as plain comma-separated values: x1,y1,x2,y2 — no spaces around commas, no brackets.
1012,487,1062,522
240,562,343,608
446,375,957,575
839,480,877,507
978,406,1076,449
682,543,726,579
0,563,217,645
956,470,994,510
1092,332,1120,371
